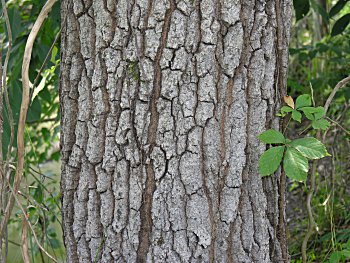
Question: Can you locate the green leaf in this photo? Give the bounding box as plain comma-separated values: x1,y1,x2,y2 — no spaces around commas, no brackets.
313,106,325,120
27,206,37,218
342,249,350,258
329,251,343,263
292,110,302,122
280,106,294,113
27,97,42,123
299,106,325,120
300,107,316,120
8,7,23,40
33,185,44,203
50,46,58,63
49,238,61,249
312,119,330,130
258,129,285,144
283,147,308,181
346,238,350,249
259,146,285,176
293,0,310,21
38,86,52,103
290,137,331,159
295,94,312,109
331,13,350,37
329,0,349,18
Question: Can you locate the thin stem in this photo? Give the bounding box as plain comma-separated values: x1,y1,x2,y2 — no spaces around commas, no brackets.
301,159,318,263
21,218,31,263
1,0,15,170
324,76,350,114
6,178,57,262
326,117,350,136
282,115,292,135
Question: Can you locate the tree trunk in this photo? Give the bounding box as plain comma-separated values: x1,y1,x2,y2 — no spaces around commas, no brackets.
60,0,292,262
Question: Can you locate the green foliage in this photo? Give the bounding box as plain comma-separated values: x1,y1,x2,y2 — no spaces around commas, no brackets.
258,129,286,144
329,0,349,18
1,0,63,261
293,0,310,21
283,147,309,181
259,146,285,176
290,137,330,159
258,94,330,181
280,96,331,130
325,239,350,263
288,1,350,262
331,13,350,36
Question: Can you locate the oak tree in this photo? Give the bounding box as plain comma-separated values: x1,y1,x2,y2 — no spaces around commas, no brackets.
60,0,292,262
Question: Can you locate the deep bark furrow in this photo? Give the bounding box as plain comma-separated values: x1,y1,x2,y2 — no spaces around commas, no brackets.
137,1,175,262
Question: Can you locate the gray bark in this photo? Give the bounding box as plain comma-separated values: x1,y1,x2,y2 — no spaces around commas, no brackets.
60,0,292,262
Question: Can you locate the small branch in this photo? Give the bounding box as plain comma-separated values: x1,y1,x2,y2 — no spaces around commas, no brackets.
324,76,350,114
26,117,58,124
8,239,21,247
32,27,62,90
1,0,15,169
0,0,58,239
21,218,31,263
0,1,15,254
0,48,3,162
325,117,350,136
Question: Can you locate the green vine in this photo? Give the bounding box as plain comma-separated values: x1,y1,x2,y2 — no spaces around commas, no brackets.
258,94,331,181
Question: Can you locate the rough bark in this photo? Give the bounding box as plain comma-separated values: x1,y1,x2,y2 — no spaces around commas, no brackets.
60,0,292,262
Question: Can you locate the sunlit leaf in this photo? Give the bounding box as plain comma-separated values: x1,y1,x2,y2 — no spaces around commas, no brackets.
290,137,331,159
50,46,58,63
283,147,308,181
